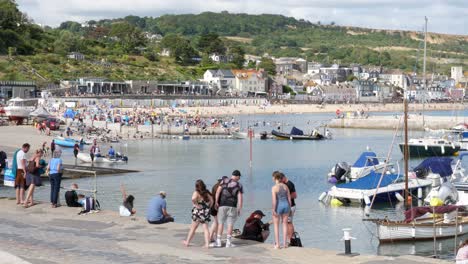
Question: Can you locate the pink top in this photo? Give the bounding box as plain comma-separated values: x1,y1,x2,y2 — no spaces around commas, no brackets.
457,245,468,262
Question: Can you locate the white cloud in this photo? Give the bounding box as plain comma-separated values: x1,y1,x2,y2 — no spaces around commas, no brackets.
16,0,468,34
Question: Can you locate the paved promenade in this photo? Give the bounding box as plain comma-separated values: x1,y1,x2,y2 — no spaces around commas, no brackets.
0,198,449,264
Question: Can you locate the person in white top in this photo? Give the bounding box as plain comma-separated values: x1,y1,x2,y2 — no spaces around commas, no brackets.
15,143,30,205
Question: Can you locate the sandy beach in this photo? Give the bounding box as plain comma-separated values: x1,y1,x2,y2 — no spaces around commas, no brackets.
174,102,466,117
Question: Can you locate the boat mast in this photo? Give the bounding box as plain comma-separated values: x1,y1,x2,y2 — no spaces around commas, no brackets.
404,93,410,208
422,17,428,128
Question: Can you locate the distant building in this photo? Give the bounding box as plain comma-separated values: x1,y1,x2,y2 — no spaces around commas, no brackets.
232,69,267,95
379,73,407,88
274,57,307,75
203,69,235,93
62,78,129,94
451,66,463,83
307,83,356,103
67,52,85,60
0,81,38,99
160,48,171,57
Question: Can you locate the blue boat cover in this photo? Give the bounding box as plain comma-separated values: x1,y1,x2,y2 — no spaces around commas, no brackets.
462,132,468,139
290,127,304,136
338,171,400,190
352,151,379,167
413,157,453,178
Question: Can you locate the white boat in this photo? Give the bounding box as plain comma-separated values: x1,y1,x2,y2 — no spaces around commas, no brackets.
231,131,248,139
376,208,468,243
76,153,128,163
4,97,38,121
29,106,52,122
328,151,390,183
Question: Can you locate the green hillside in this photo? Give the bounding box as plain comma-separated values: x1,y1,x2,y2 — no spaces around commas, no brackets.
0,0,466,83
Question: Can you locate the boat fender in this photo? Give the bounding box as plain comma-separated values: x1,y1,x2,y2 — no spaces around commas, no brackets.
330,198,343,207
363,196,371,206
395,192,404,202
290,136,293,140
328,177,338,184
430,197,444,207
318,192,327,202
417,188,423,200
441,145,445,154
425,145,428,151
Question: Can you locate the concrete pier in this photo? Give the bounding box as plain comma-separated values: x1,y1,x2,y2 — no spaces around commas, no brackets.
0,199,450,264
328,115,466,131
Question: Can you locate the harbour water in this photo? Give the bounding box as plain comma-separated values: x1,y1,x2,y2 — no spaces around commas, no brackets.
2,111,467,258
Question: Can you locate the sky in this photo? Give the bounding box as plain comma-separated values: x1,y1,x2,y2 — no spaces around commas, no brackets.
16,0,468,35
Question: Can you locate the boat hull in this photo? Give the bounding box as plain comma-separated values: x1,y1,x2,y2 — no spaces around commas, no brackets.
54,138,77,148
77,153,126,163
377,220,468,243
399,144,460,157
271,130,324,140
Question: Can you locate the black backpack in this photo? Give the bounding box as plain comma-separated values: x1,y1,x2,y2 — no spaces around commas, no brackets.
0,151,6,169
290,232,303,247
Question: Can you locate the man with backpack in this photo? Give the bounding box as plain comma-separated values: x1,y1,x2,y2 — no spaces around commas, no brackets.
212,170,243,248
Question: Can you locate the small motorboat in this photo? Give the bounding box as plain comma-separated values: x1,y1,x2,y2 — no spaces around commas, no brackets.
328,151,390,184
54,137,81,148
231,131,248,139
260,131,268,140
29,107,52,122
272,127,324,140
76,152,128,163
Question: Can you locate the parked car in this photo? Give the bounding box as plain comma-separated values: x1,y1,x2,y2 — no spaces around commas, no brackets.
44,118,60,130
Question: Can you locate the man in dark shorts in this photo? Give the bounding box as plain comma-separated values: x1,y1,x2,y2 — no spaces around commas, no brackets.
281,172,297,243
15,143,30,205
50,140,55,158
146,191,174,224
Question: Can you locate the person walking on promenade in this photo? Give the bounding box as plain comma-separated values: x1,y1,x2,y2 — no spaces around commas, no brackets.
50,140,56,158
281,173,297,244
183,180,213,248
47,150,63,208
146,191,174,224
24,149,45,208
209,176,227,242
271,171,291,249
14,143,30,205
213,170,243,248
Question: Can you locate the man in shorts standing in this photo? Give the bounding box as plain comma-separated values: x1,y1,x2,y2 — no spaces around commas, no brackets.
15,143,30,205
213,170,243,247
281,172,297,244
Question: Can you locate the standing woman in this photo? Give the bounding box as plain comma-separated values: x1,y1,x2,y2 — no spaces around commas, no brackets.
271,171,291,249
24,149,45,208
183,179,213,248
47,150,63,208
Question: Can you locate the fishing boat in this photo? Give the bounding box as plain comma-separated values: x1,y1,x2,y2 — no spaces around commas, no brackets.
375,205,468,243
4,97,38,123
76,152,128,163
271,127,324,140
398,137,461,157
328,150,390,184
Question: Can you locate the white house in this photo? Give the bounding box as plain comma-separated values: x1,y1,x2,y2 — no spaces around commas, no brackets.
451,66,463,83
209,53,233,64
202,69,235,92
379,73,407,88
232,69,267,95
160,48,171,57
67,52,85,60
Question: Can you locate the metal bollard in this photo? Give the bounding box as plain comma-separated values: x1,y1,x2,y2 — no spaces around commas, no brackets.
338,228,359,257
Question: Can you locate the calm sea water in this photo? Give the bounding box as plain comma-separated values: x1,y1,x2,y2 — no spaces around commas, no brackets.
2,110,467,258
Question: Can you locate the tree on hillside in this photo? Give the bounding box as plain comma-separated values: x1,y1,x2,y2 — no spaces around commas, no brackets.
258,57,276,76
161,34,198,65
227,45,245,68
109,21,145,53
53,30,81,54
0,0,25,30
59,21,82,33
197,33,225,54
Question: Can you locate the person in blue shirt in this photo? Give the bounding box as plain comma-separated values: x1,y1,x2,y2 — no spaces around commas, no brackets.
146,191,174,224
108,146,115,158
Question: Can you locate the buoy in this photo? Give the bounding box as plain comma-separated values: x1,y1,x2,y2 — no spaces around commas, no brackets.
331,198,343,207
363,196,371,206
328,177,338,184
318,192,327,202
417,188,423,199
454,152,459,156
395,192,405,202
